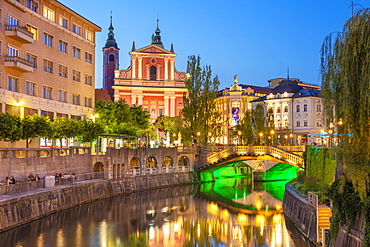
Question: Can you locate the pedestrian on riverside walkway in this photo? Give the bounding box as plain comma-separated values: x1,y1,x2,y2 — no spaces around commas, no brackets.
28,173,35,181
3,177,9,185
9,176,15,184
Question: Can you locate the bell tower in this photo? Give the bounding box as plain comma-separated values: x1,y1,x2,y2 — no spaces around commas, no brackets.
102,15,119,99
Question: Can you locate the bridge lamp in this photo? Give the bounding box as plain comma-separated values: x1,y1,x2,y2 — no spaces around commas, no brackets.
259,132,263,145
284,135,288,145
289,133,293,145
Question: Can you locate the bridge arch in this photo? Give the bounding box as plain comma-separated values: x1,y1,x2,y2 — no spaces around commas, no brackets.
178,156,190,167
146,157,157,168
130,157,140,169
94,162,104,172
163,156,173,167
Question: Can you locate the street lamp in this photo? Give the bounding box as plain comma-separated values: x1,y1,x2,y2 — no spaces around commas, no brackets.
197,132,201,146
289,133,293,145
238,131,242,145
270,130,275,145
259,132,263,145
284,135,288,145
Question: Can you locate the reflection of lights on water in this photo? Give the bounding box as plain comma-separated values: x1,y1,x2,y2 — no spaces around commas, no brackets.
221,209,229,221
232,224,242,241
149,226,155,240
256,215,265,236
235,191,238,200
207,202,219,215
100,220,108,247
273,214,283,245
174,223,179,232
197,224,201,238
237,214,247,226
208,223,212,236
276,204,281,211
37,233,44,247
56,229,65,247
76,223,83,247
163,223,170,236
255,199,262,211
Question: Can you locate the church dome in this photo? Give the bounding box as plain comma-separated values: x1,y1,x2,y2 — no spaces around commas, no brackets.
272,83,303,94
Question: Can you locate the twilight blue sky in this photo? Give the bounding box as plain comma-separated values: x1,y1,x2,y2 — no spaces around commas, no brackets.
61,0,367,89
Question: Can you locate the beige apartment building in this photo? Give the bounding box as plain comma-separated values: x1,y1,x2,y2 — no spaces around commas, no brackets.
0,0,101,124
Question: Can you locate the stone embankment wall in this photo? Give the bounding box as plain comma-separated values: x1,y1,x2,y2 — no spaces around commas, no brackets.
283,186,319,246
0,172,195,232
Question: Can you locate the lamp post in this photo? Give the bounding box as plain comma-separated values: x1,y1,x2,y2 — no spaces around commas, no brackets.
284,135,288,145
338,118,343,145
238,131,242,145
270,130,275,146
197,132,201,146
259,132,263,145
289,133,293,145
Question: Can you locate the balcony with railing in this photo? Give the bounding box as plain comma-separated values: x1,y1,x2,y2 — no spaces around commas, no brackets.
4,56,34,72
5,25,34,43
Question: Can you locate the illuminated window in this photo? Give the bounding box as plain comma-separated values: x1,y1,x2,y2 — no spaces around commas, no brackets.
59,16,68,28
26,25,37,40
7,76,19,92
43,59,53,73
59,40,67,53
43,7,55,22
58,64,68,78
85,30,93,41
42,86,52,99
72,70,80,82
284,106,288,112
26,81,36,96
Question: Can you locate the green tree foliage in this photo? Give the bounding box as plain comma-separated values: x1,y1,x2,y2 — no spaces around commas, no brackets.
21,114,53,141
52,117,81,140
235,110,254,144
76,119,104,143
182,55,222,145
321,9,370,199
253,103,265,144
306,145,336,186
0,113,21,142
94,99,150,136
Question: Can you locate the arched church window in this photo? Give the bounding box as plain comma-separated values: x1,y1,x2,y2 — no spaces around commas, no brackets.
109,54,115,62
150,66,157,80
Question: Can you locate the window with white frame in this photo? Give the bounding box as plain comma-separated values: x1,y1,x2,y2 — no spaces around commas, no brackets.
8,46,19,56
85,74,92,85
58,64,68,78
72,46,80,59
85,97,92,107
73,24,81,35
85,30,93,41
26,25,37,40
8,15,19,25
7,76,19,92
26,53,37,68
85,52,92,63
303,104,308,112
25,81,36,96
43,86,52,99
72,94,80,105
296,105,300,112
43,59,53,73
304,121,308,127
72,70,80,82
317,104,321,112
43,33,53,47
27,0,38,12
59,16,68,28
58,90,67,102
59,40,67,53
43,7,55,22
296,121,300,127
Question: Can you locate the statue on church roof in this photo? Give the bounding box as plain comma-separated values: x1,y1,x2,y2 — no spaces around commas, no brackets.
234,75,239,83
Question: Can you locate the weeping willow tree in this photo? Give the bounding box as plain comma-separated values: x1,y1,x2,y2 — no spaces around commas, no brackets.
321,9,370,199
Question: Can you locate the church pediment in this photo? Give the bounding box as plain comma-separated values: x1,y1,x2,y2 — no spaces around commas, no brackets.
133,44,173,55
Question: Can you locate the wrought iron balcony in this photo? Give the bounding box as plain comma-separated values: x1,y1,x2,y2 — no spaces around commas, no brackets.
5,25,34,44
4,56,34,72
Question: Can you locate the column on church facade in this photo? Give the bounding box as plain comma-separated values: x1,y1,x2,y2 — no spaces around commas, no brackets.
164,58,168,80
138,56,142,79
138,95,143,105
131,95,136,105
132,56,136,79
170,59,175,80
164,96,170,116
170,96,176,117
146,64,150,80
157,64,161,80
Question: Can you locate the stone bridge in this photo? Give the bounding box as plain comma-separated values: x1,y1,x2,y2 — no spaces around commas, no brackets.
195,145,305,172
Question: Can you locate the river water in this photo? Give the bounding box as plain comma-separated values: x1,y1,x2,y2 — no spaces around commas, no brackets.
0,178,303,247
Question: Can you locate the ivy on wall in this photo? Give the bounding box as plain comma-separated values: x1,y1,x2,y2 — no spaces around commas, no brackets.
305,145,336,186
